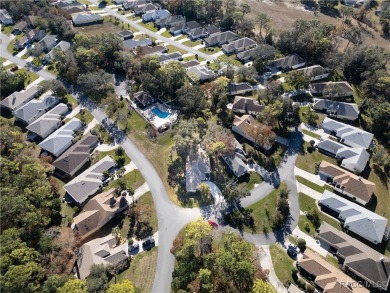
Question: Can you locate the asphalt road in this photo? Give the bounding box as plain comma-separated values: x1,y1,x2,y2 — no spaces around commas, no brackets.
1,33,56,80
88,0,216,62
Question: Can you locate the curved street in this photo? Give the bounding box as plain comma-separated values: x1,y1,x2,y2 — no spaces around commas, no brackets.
2,33,302,292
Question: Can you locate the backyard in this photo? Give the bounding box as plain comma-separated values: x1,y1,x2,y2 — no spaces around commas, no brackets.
109,169,145,190
269,244,296,286
295,141,337,173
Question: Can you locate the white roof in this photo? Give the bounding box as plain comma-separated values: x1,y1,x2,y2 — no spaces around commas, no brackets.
319,190,388,244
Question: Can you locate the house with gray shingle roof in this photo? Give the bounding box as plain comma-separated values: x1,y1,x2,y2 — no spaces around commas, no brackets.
318,223,390,291
39,117,83,157
295,65,329,81
230,96,264,116
317,138,369,173
71,13,103,26
123,0,150,10
0,9,13,25
123,38,152,50
319,190,388,244
222,153,249,178
187,65,215,82
204,31,239,47
45,40,71,62
313,98,359,121
142,9,170,22
14,95,59,125
38,35,57,52
321,118,374,149
267,54,306,71
76,234,129,279
236,48,257,63
0,85,42,112
310,81,353,98
53,134,99,178
228,82,253,95
186,149,210,192
159,52,183,64
26,103,68,139
222,37,257,55
64,156,116,204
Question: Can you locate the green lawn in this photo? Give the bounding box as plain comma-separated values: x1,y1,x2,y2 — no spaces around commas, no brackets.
93,148,131,166
298,192,342,235
269,244,296,285
51,177,76,227
239,171,262,190
1,25,13,35
137,191,158,234
15,68,39,87
109,169,145,190
182,40,202,47
367,165,390,221
217,54,242,66
283,82,295,92
299,106,326,126
0,57,6,63
161,30,172,38
111,246,158,293
296,176,333,193
4,63,15,69
75,109,94,125
165,45,187,55
302,129,321,139
65,94,78,108
138,22,158,32
175,35,187,41
296,141,337,173
244,183,286,233
199,46,221,55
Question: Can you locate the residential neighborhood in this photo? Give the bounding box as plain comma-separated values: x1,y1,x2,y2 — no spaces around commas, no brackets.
1,0,389,292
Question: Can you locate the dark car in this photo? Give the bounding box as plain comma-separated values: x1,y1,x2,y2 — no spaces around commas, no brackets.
10,66,19,72
142,237,155,249
287,244,299,259
128,243,139,253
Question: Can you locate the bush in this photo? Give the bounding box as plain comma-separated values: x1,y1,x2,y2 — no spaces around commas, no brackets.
297,238,306,251
304,222,311,232
115,147,124,156
67,102,73,109
292,267,298,277
128,238,133,245
296,278,306,289
306,283,315,293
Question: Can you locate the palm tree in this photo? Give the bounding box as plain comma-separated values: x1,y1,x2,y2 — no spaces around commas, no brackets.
112,226,123,245
127,186,135,207
117,167,126,178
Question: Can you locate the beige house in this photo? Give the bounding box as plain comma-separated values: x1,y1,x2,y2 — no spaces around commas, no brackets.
72,188,129,241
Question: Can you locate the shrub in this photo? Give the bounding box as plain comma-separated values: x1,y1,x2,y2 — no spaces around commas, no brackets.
67,102,73,109
297,238,306,251
115,147,124,156
310,140,315,146
306,283,315,293
296,278,306,289
304,222,311,232
292,267,298,277
128,238,134,245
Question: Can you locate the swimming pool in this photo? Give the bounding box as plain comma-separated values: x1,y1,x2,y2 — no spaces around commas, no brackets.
151,106,171,119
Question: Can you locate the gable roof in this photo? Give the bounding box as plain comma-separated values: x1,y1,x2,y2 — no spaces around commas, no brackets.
72,188,128,240
140,45,167,56
186,20,201,31
0,9,13,24
26,103,68,138
187,66,215,81
123,0,150,9
310,81,353,96
228,82,253,94
313,98,359,120
186,149,210,192
133,2,160,14
188,27,208,39
13,21,26,31
295,65,328,78
232,96,264,114
76,234,128,279
236,47,257,61
318,223,390,291
269,54,305,68
71,13,103,24
52,134,99,176
14,95,59,124
0,85,42,111
46,41,71,60
319,190,388,244
182,60,200,68
221,37,256,52
64,156,116,204
204,30,239,46
155,15,185,27
124,38,152,49
142,9,170,20
206,24,220,35
222,154,249,177
159,51,182,63
322,118,374,149
39,117,83,157
319,161,375,204
38,34,57,50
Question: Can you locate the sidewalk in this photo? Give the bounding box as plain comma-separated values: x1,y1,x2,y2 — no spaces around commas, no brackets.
291,227,328,257
258,245,288,293
296,181,322,200
83,118,99,135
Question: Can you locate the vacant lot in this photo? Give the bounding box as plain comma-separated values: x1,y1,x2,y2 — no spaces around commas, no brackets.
113,246,158,293
74,22,125,36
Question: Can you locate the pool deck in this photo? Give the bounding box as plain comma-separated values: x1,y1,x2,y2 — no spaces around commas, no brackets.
139,102,179,129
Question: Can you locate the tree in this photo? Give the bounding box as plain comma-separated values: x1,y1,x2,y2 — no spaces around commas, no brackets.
58,279,88,293
245,121,276,149
0,65,25,98
77,69,114,101
252,279,276,293
223,182,250,202
256,13,270,40
198,183,212,198
236,66,258,83
297,238,306,251
42,275,71,293
176,84,206,116
343,27,362,50
112,226,123,245
286,71,311,90
86,264,108,293
158,61,187,98
198,268,212,292
240,3,251,14
1,262,45,293
306,111,319,126
184,219,212,243
106,280,135,293
173,119,201,158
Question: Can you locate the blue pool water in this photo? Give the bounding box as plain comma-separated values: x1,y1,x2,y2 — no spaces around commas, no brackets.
151,106,171,119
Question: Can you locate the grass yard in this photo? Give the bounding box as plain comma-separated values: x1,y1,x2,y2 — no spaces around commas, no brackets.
74,21,125,36
199,46,221,55
217,54,242,66
296,141,337,173
109,169,145,190
239,171,262,190
244,183,286,233
298,192,341,235
182,40,202,47
65,94,78,108
1,25,13,35
138,21,158,32
269,244,296,286
299,106,326,126
367,166,390,221
161,30,172,38
0,56,6,63
51,176,75,227
75,109,94,125
296,176,333,193
175,35,187,41
165,45,187,55
93,148,131,166
302,129,321,139
113,246,158,293
4,63,15,69
15,68,39,87
137,192,158,234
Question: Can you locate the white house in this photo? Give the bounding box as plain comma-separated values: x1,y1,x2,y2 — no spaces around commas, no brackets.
0,9,14,25
142,9,170,22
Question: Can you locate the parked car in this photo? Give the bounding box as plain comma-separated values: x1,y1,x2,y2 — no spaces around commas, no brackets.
287,244,299,259
264,72,273,79
208,220,218,229
142,236,155,249
10,66,19,72
128,243,139,252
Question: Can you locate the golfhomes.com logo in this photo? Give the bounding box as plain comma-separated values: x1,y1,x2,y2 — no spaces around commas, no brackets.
340,280,389,289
